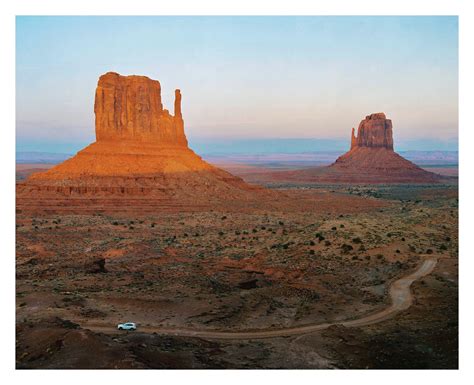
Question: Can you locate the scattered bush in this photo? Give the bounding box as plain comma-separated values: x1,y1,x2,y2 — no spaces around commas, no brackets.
341,244,353,253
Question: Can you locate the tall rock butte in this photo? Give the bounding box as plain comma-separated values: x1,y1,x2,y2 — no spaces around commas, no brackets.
18,72,265,207
94,73,187,146
259,113,442,184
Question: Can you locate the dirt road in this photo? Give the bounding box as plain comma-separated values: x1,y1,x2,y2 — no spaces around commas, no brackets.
81,257,437,340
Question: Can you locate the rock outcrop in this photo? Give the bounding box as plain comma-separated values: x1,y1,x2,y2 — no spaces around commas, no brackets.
17,72,268,211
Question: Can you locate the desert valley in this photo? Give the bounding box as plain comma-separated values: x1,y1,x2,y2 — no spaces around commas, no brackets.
15,72,458,369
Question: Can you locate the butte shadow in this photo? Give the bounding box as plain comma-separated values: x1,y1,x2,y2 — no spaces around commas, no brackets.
245,113,446,185
16,72,273,213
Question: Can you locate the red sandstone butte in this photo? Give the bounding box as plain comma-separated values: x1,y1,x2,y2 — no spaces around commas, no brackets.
256,113,444,184
17,72,265,204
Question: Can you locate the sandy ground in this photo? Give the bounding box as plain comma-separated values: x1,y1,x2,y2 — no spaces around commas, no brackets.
16,183,458,368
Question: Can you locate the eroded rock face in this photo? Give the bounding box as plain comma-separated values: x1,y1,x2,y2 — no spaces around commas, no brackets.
352,112,393,150
94,72,187,146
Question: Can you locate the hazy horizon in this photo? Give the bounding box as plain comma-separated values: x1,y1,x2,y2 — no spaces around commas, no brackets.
16,16,458,153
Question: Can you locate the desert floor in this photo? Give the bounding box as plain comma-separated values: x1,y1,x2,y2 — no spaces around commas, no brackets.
16,183,458,369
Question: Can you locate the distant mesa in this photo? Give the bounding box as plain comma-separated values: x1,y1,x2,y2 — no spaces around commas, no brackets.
253,113,443,184
17,72,266,207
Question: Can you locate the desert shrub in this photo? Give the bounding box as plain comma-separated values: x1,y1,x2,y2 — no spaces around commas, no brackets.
278,221,284,226
332,226,337,231
113,221,119,226
309,240,315,246
324,240,331,246
440,244,448,251
218,231,224,236
341,244,353,253
309,250,315,255
352,237,362,244
221,216,227,220
340,224,345,228
396,249,401,253
426,249,433,254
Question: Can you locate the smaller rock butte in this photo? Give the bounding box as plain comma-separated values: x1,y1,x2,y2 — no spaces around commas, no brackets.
319,112,442,183
257,113,443,184
350,113,393,151
17,72,267,206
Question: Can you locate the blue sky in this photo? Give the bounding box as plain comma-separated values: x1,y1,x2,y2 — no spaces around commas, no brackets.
16,16,458,153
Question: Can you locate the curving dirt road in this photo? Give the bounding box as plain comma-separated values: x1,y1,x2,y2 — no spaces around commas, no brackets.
82,257,437,340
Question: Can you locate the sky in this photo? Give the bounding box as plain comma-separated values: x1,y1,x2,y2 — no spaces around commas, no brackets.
16,16,458,154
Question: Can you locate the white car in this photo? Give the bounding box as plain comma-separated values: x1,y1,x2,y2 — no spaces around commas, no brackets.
117,322,137,331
